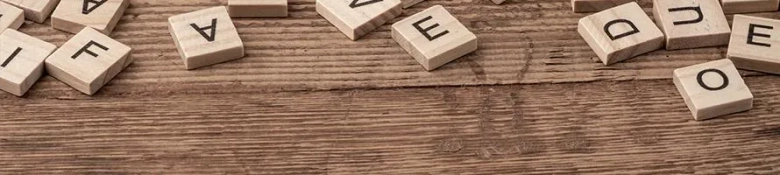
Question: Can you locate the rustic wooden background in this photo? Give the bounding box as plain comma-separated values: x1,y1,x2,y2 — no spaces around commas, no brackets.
3,0,780,174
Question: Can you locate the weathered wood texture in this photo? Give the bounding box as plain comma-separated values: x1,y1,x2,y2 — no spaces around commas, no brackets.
3,0,780,174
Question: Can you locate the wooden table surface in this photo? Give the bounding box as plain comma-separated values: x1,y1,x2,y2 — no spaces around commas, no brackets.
3,0,780,174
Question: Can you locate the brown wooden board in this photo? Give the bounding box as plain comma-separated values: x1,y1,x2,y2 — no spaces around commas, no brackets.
3,0,780,173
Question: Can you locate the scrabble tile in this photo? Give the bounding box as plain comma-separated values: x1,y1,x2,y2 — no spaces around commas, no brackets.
391,5,477,71
0,0,59,23
673,59,753,120
721,0,780,14
0,1,23,31
402,0,424,8
490,0,505,4
653,0,730,50
45,27,132,95
0,29,56,96
228,0,288,18
571,0,635,13
316,0,402,40
51,0,129,34
727,15,780,74
577,2,664,65
169,6,245,70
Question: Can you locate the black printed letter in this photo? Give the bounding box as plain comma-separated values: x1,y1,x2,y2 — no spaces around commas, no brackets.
191,18,217,42
72,41,109,59
668,6,703,25
748,24,772,47
349,0,383,8
2,48,22,67
413,16,449,41
697,69,729,91
83,0,108,14
604,19,639,41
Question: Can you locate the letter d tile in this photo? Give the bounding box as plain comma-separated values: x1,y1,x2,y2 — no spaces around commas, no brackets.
578,2,665,65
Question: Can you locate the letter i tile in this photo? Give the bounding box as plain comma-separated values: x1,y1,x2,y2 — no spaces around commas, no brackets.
45,27,132,95
391,5,477,71
653,0,730,50
169,6,245,70
578,2,664,65
728,15,780,74
0,29,57,96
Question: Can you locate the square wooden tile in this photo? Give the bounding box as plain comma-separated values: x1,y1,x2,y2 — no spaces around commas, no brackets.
0,0,59,23
402,0,425,8
228,0,288,18
728,15,780,74
316,0,402,40
45,27,132,95
391,5,477,71
653,0,730,50
577,2,664,65
0,1,23,31
673,59,753,120
721,0,780,14
51,0,129,34
169,6,245,70
571,0,635,13
0,29,57,96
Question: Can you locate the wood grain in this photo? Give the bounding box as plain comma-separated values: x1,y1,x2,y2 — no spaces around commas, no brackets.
3,0,780,174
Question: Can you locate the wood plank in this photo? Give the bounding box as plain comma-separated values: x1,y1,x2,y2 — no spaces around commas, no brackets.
10,0,780,96
2,77,780,174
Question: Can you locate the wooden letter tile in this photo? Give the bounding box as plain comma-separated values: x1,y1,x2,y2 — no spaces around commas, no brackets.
228,0,288,18
391,5,477,71
44,27,132,95
51,0,129,34
169,6,245,70
721,0,780,14
316,0,402,40
728,15,780,74
0,29,56,96
1,0,59,23
578,2,664,65
673,59,753,120
571,0,635,13
402,0,424,8
653,0,730,50
0,1,23,31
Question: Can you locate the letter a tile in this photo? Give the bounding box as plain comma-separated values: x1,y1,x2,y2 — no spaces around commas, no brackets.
653,0,730,50
728,15,780,74
45,27,132,95
0,29,57,96
0,0,59,23
316,0,402,40
674,59,753,120
578,2,664,65
169,6,245,70
0,1,23,31
391,5,477,71
51,0,129,34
